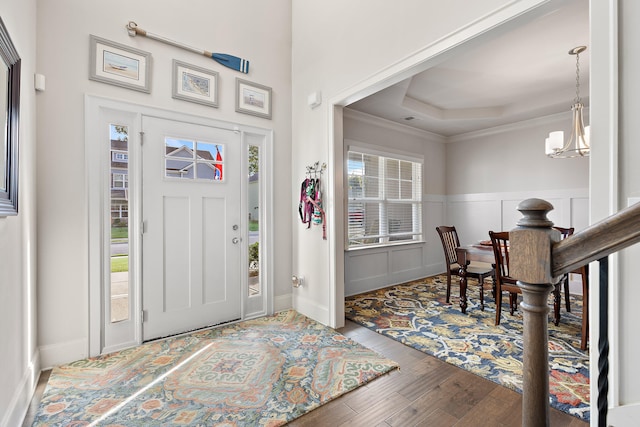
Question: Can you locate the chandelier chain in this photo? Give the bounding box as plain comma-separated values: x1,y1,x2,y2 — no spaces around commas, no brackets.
574,52,581,104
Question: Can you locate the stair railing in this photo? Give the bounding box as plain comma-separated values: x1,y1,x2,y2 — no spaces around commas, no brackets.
509,198,640,427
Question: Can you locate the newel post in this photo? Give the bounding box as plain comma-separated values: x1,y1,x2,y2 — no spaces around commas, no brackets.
509,198,561,427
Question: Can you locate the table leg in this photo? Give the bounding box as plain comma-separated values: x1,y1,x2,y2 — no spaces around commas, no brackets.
458,261,469,313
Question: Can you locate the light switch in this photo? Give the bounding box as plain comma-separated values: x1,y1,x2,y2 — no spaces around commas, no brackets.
34,73,46,91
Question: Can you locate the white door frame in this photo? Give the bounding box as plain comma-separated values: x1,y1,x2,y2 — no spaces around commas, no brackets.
86,95,274,356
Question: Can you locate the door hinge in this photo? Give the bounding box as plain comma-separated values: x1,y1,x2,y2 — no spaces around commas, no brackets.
139,131,144,145
141,220,146,235
141,310,146,323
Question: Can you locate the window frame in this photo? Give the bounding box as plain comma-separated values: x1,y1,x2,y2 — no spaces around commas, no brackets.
164,138,224,182
346,143,423,249
112,151,129,162
111,172,128,189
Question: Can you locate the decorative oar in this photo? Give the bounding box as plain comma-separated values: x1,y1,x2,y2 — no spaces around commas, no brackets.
126,21,249,74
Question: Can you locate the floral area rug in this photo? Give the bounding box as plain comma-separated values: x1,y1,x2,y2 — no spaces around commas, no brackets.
32,310,398,426
345,275,590,421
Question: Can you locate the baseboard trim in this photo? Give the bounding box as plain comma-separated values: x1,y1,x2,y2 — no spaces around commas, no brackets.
274,293,292,313
608,403,640,426
39,338,87,369
1,349,40,427
293,293,330,325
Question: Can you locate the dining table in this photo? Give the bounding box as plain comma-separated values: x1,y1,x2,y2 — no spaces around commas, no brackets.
455,243,495,313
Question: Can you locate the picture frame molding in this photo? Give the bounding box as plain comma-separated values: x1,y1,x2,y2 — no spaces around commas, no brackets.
172,59,219,108
235,78,272,119
89,35,151,93
0,17,21,216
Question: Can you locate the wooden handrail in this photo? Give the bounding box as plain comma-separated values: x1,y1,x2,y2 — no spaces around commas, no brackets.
552,201,640,276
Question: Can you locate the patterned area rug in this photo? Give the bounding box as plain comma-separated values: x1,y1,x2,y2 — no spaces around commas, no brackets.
345,275,590,421
32,310,398,426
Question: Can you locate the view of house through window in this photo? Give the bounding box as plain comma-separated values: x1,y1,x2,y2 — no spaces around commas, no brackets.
164,138,224,180
110,124,130,323
347,148,423,248
248,144,260,296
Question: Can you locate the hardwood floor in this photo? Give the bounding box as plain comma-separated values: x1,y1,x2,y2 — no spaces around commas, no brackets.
289,320,588,427
22,320,588,427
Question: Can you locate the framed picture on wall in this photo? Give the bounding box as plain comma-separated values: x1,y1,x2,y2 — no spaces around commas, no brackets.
89,35,151,93
172,60,219,107
0,17,21,216
235,78,272,119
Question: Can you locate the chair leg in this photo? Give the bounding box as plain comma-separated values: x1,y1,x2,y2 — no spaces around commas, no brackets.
495,289,502,326
553,285,561,326
492,276,496,299
446,270,452,303
509,292,516,315
580,267,589,351
564,275,571,312
479,278,485,311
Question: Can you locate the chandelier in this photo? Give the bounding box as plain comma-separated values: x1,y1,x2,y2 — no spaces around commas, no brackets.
545,46,590,158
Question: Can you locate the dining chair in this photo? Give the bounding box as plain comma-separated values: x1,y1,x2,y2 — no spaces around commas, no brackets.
489,230,563,326
553,226,575,312
436,226,494,310
553,226,589,350
488,231,519,326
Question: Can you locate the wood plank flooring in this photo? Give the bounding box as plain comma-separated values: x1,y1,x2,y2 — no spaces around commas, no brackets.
22,320,589,426
289,320,588,427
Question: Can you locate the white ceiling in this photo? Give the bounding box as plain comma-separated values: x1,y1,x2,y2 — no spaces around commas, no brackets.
346,0,590,138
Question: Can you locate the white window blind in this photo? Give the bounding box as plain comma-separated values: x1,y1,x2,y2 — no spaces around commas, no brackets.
347,149,422,248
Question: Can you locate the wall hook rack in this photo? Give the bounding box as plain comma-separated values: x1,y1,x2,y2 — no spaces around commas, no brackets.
305,161,326,179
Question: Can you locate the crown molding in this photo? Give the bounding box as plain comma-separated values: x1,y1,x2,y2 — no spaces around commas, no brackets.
447,107,590,143
344,107,592,145
343,108,446,143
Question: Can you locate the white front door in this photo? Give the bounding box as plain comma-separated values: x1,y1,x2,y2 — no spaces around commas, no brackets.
141,116,242,341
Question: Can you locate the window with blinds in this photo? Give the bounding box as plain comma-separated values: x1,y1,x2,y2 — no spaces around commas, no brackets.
347,149,423,248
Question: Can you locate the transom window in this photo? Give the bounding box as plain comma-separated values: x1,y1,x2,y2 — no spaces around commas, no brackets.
165,138,224,181
347,147,423,248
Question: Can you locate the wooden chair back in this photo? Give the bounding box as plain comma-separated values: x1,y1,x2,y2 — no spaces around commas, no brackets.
489,231,513,284
436,226,461,268
554,226,589,349
489,230,520,325
553,226,575,240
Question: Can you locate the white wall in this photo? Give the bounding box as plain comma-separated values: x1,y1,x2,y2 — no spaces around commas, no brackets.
446,113,589,195
0,1,38,426
611,0,640,422
291,0,512,326
35,0,292,367
445,113,589,243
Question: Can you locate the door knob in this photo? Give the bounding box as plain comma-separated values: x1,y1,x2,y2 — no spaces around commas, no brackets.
232,237,242,244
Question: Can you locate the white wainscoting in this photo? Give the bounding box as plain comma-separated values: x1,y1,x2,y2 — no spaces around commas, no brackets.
346,243,427,297
344,189,588,296
447,188,589,245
